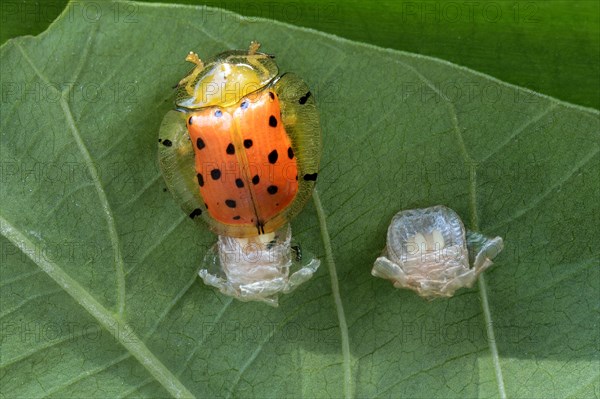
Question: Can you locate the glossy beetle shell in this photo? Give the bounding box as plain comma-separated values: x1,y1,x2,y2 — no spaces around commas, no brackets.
158,45,321,238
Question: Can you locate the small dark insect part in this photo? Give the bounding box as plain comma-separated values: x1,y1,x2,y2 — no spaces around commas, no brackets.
291,245,302,262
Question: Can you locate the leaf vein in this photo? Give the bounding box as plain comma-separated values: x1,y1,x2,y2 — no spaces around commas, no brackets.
393,58,508,398
489,146,600,230
59,98,127,317
41,353,132,397
13,41,127,317
0,269,43,287
126,213,186,276
313,190,353,399
121,171,163,209
66,24,98,91
0,326,103,369
117,377,155,399
374,348,486,398
0,216,195,398
480,102,558,163
224,293,331,398
143,270,200,341
0,287,64,319
177,297,234,376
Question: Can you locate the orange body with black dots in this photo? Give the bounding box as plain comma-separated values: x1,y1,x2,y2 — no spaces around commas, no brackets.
187,89,298,233
158,42,321,238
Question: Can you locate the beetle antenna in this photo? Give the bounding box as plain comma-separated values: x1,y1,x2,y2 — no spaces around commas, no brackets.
248,41,261,55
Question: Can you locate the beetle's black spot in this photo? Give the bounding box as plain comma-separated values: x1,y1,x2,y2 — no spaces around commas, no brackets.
196,137,205,150
267,185,278,195
252,175,260,185
235,178,244,188
161,139,172,147
211,169,221,180
303,173,318,181
288,147,294,159
299,91,311,105
226,143,235,155
233,215,241,220
197,173,204,187
295,174,298,181
188,116,193,125
268,91,275,100
244,139,253,148
225,199,236,208
189,208,202,219
269,115,277,127
268,149,278,164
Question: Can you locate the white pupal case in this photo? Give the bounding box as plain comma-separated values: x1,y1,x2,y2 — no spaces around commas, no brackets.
372,205,503,299
199,224,320,306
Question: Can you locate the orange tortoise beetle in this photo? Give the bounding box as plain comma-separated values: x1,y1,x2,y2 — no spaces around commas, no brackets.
158,42,321,238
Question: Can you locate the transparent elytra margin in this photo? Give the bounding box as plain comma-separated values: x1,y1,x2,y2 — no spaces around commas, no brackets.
199,224,320,306
372,205,504,299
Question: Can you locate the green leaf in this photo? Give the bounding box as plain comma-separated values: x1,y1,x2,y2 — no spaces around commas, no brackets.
1,0,598,109
1,1,598,398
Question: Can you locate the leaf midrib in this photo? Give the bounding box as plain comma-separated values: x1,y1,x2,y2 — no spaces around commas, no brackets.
0,215,194,398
